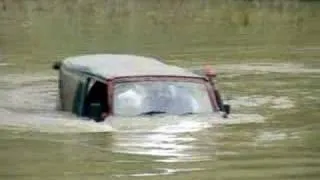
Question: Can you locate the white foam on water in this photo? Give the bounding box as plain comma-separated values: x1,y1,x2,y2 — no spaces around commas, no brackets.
0,73,57,85
155,156,212,163
215,63,320,74
272,96,295,109
151,119,213,134
0,110,114,133
113,132,196,157
111,116,212,160
116,133,194,151
114,167,207,177
227,96,272,107
108,115,211,133
255,130,301,146
0,72,115,134
227,95,295,109
0,63,10,66
111,113,265,164
212,113,265,124
132,167,207,177
306,96,319,100
112,112,265,133
2,84,58,112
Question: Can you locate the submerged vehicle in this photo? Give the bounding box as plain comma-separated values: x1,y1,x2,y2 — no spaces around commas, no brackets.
52,54,230,122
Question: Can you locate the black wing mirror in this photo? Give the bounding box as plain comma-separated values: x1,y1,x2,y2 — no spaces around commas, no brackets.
52,61,61,70
223,104,230,114
222,104,231,118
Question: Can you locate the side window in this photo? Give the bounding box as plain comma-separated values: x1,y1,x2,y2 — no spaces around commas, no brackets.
83,79,109,121
72,77,88,116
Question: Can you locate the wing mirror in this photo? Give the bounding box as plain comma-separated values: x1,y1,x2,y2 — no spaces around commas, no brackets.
224,104,230,114
52,61,61,70
222,104,231,118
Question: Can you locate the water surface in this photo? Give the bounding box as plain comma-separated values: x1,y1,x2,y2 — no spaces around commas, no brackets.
0,1,319,179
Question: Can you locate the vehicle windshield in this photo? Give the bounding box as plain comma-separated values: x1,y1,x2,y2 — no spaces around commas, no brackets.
113,80,213,116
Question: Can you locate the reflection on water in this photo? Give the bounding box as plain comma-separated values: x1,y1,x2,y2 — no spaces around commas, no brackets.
113,167,207,177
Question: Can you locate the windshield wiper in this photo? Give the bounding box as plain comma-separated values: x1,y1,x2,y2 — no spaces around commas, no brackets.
140,111,167,116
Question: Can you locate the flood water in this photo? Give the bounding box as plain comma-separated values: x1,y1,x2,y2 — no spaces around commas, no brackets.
0,1,319,180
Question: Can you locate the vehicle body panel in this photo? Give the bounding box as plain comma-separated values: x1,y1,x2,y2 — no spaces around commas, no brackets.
62,54,201,80
53,54,226,121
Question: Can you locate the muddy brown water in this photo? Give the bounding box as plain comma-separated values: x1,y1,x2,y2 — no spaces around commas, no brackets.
0,62,319,180
1,1,320,179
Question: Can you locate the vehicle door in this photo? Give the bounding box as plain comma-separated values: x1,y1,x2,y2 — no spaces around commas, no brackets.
72,77,91,116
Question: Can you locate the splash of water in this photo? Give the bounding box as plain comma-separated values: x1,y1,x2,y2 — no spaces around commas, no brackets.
0,63,10,66
0,73,114,133
226,95,295,109
0,109,114,133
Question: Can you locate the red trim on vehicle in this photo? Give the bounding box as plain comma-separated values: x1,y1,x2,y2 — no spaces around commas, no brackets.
206,82,219,111
107,75,203,79
112,76,207,83
107,80,114,117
